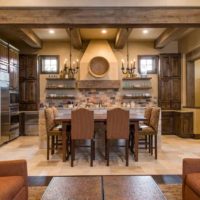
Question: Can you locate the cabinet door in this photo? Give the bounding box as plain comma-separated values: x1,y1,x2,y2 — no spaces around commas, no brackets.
0,42,9,72
170,54,181,77
19,80,26,102
26,81,37,103
160,55,171,78
9,48,19,67
161,112,174,135
159,78,171,109
171,78,181,101
26,55,37,79
10,66,19,90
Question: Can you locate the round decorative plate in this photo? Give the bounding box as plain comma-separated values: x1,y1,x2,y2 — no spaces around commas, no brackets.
89,56,109,78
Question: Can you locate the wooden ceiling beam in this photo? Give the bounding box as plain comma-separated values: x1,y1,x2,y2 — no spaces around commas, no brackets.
66,28,82,49
0,8,200,27
20,28,42,48
115,28,132,49
154,28,189,49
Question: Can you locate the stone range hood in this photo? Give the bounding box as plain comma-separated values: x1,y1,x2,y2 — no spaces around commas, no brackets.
79,40,119,80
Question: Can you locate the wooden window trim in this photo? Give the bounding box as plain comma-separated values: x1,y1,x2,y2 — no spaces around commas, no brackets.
138,55,159,74
39,55,60,74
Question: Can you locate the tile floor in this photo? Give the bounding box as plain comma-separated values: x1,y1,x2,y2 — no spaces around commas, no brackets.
0,135,199,176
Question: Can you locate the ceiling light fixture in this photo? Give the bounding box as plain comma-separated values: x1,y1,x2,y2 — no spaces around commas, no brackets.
101,29,107,34
49,29,55,34
142,29,149,34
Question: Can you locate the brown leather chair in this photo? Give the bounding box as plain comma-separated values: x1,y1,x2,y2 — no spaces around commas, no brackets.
106,108,129,166
183,158,200,200
71,108,95,167
0,160,28,200
44,107,64,160
139,107,160,159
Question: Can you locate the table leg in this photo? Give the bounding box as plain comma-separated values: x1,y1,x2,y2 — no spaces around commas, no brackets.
62,122,67,162
134,121,139,162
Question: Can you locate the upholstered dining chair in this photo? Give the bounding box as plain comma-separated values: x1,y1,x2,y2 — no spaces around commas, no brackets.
138,107,160,159
44,107,63,160
71,108,95,167
106,108,129,166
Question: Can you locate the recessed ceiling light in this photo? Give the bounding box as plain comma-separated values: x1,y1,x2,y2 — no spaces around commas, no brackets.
49,29,55,34
101,29,107,34
142,29,149,34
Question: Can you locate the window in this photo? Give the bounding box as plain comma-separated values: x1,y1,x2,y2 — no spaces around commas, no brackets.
39,55,59,74
138,55,158,74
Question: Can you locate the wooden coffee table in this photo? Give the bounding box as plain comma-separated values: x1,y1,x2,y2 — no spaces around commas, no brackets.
42,176,166,200
104,176,166,200
41,176,102,200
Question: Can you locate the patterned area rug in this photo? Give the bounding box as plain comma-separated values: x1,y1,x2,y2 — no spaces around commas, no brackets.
28,184,182,200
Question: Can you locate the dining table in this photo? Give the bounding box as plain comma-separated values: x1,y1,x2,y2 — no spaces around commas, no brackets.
54,110,146,162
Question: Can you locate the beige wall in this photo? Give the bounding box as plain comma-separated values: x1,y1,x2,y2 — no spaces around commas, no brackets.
195,60,200,107
179,30,200,134
0,0,200,7
37,40,178,103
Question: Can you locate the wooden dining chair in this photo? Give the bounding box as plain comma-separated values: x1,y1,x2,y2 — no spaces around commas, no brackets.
44,107,63,160
71,108,95,167
138,107,160,159
106,108,129,166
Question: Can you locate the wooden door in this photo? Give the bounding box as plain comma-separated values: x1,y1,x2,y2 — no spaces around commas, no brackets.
171,78,181,109
161,111,174,135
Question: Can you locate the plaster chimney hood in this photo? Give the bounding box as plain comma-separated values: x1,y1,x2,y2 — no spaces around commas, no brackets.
79,40,119,81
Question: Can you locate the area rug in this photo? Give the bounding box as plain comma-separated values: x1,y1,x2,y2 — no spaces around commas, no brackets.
28,184,182,200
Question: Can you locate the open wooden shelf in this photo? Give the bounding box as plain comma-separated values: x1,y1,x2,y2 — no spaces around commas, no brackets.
122,77,152,81
122,87,152,90
46,78,76,81
122,96,152,99
46,96,75,99
46,87,76,90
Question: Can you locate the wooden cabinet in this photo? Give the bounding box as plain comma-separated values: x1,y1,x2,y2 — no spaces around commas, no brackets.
9,46,19,91
159,54,181,110
161,111,174,135
173,112,193,138
162,111,193,138
0,40,9,72
19,54,39,111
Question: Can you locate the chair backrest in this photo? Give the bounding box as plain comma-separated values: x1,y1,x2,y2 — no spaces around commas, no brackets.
71,108,94,140
107,108,129,139
149,107,160,132
44,108,55,132
144,107,152,125
52,106,58,117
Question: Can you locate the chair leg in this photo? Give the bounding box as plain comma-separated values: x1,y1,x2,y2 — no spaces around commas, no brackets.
71,140,75,167
148,135,151,153
93,139,95,160
125,139,129,166
145,135,147,150
51,136,55,155
47,135,50,160
90,139,94,167
155,135,157,159
55,136,58,149
105,133,107,160
107,139,110,166
151,135,153,155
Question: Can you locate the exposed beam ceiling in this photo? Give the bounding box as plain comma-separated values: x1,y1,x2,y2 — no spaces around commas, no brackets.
66,28,82,49
115,28,132,49
154,28,189,49
20,28,42,48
